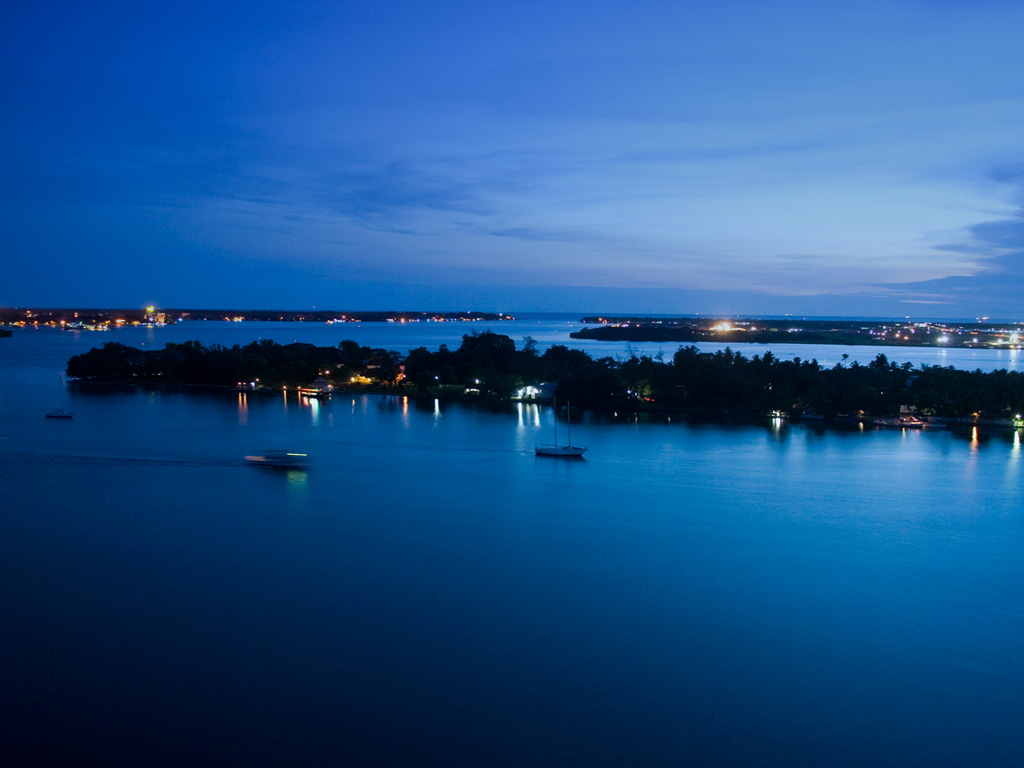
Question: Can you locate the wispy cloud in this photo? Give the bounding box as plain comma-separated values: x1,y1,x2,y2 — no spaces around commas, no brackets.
871,161,1024,312
6,0,1024,312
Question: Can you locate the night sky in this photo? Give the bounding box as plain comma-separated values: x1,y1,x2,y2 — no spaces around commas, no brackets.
3,0,1023,316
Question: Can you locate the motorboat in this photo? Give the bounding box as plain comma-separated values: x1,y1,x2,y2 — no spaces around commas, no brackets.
245,450,309,469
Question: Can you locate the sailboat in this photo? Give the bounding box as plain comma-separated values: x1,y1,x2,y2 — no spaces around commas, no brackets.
45,374,73,419
535,399,587,457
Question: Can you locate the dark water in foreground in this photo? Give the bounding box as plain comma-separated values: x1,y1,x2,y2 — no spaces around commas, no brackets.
2,326,1023,766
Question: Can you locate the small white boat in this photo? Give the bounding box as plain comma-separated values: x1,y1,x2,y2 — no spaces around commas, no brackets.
536,399,587,457
245,450,309,469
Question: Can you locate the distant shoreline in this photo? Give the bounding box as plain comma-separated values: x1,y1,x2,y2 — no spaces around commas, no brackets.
0,308,513,328
573,316,1024,350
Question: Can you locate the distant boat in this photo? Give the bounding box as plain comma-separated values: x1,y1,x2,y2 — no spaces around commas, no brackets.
299,377,333,398
245,450,309,469
873,415,927,428
535,399,587,457
45,374,73,419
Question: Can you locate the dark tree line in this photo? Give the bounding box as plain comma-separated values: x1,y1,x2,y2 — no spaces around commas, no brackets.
610,346,1024,420
67,333,1024,420
404,334,1024,420
402,332,625,407
66,340,402,388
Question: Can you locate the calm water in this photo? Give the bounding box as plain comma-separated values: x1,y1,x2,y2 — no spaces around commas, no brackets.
2,324,1023,766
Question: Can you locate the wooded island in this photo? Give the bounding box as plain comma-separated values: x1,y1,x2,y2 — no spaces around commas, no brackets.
66,332,1024,425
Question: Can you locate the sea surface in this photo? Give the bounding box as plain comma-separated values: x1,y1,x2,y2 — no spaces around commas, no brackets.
2,318,1023,766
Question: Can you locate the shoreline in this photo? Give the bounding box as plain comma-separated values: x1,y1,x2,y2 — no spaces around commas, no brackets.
68,379,1022,438
572,316,1024,350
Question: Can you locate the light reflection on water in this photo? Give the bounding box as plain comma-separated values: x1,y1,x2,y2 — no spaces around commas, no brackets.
306,395,320,425
284,467,309,498
516,401,541,429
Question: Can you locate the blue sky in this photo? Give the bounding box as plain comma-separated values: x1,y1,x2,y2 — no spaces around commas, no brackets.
3,0,1023,316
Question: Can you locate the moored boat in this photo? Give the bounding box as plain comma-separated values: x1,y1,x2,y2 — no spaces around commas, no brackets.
535,443,588,457
873,415,927,428
45,375,73,419
536,399,587,457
